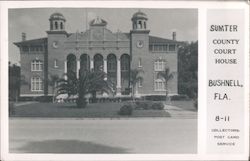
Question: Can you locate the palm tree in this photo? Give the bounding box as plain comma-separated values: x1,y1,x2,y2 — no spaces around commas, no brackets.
48,74,60,103
57,69,113,108
130,69,143,101
157,67,174,103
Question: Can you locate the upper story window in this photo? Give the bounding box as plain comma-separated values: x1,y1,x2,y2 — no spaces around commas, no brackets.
169,44,176,51
22,46,29,52
150,44,168,52
31,76,43,91
154,59,165,71
31,60,43,71
30,45,43,52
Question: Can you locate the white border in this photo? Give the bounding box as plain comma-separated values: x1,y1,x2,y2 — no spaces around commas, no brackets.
1,1,249,161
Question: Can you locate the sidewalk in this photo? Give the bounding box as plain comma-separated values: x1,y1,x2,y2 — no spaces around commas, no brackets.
14,101,36,107
164,104,197,119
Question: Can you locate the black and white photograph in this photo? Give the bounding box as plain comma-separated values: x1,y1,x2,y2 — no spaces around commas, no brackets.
8,8,198,154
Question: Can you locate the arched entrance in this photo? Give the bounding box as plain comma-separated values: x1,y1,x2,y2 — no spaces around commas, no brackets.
107,54,117,86
120,54,130,94
67,54,76,78
94,54,103,72
80,54,90,72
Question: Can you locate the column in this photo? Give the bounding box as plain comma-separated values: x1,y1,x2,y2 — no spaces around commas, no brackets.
116,58,121,96
77,60,80,78
90,58,94,70
103,58,107,80
64,60,67,80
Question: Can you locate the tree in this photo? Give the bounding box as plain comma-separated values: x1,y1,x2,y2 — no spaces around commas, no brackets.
57,69,113,108
9,62,21,102
178,41,198,99
130,69,143,101
157,67,174,103
48,74,60,102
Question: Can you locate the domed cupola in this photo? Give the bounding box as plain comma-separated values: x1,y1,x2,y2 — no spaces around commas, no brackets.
89,17,107,27
49,12,66,31
131,10,148,30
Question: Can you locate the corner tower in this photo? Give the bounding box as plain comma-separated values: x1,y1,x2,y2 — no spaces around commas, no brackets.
130,11,150,68
131,10,148,30
130,11,151,96
46,12,68,95
49,12,66,32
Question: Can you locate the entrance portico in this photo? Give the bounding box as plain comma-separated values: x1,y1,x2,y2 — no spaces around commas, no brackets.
64,53,130,96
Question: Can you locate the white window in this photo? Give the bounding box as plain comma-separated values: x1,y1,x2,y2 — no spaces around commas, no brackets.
154,79,166,91
138,58,142,67
154,60,165,71
31,60,43,71
31,77,43,91
54,59,58,68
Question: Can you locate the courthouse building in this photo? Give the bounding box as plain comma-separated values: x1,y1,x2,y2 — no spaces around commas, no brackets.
15,11,180,98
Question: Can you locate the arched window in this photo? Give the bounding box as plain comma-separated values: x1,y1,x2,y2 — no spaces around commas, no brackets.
120,54,130,92
67,54,77,77
31,60,43,71
60,22,63,30
154,59,165,71
94,54,103,71
55,21,58,30
138,21,142,29
154,79,165,91
80,54,90,72
107,54,117,85
31,76,43,91
107,54,117,72
121,54,130,71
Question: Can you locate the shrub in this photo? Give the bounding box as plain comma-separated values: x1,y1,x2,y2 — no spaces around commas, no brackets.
19,96,34,101
135,101,153,110
151,102,164,110
170,95,189,101
118,105,133,115
143,95,166,101
35,96,53,102
134,101,164,110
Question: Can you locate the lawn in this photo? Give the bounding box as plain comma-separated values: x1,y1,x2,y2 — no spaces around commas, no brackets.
167,100,197,111
10,102,171,118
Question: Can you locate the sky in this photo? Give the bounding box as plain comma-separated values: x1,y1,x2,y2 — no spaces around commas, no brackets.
9,8,198,64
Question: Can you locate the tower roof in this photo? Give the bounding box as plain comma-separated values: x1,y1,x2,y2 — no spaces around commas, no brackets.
132,10,148,21
90,17,107,26
49,12,66,21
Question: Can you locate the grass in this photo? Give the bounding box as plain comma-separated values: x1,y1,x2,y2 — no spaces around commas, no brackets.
166,100,197,111
10,102,171,118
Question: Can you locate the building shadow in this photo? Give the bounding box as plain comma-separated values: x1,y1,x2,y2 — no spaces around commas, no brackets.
14,139,129,153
